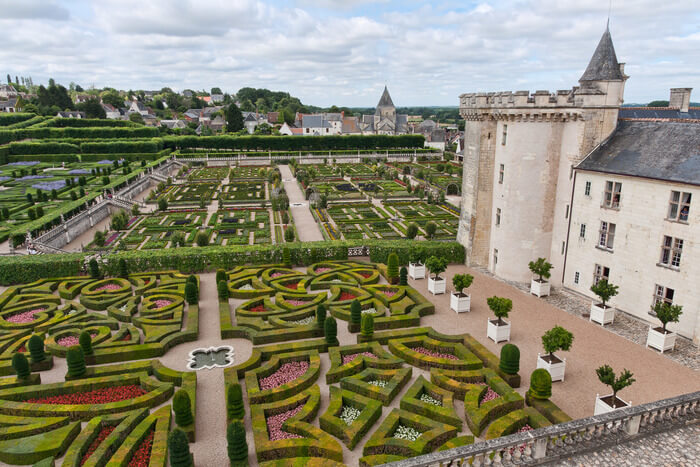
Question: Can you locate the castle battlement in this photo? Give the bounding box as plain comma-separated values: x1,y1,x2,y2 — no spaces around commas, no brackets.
459,89,576,110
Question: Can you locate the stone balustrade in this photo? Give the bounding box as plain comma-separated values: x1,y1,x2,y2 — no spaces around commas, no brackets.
383,390,699,467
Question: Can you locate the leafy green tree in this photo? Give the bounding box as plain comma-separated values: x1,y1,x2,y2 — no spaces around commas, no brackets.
196,232,209,247
452,274,473,296
118,258,128,278
596,365,635,403
486,296,512,325
590,280,618,308
168,429,194,467
541,326,574,358
171,231,186,247
100,89,124,107
158,198,168,211
425,221,437,239
80,97,106,118
652,302,683,332
93,231,105,247
226,104,244,132
129,112,145,124
284,227,295,242
12,353,30,379
528,258,553,282
425,256,447,280
406,222,418,239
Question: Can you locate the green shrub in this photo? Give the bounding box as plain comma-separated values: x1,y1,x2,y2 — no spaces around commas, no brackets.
218,280,229,301
399,266,408,286
387,253,399,282
406,222,418,239
173,389,194,427
350,299,362,326
158,198,168,211
361,313,374,338
168,428,194,467
195,232,208,247
66,345,86,378
28,334,46,363
227,383,245,420
89,259,101,279
499,344,520,375
12,353,30,379
325,316,339,346
118,258,128,278
185,281,198,305
284,227,295,242
528,369,552,400
316,304,326,329
79,331,93,356
282,247,291,268
425,221,437,239
216,268,227,284
541,326,574,358
227,421,248,466
486,296,512,324
93,231,105,247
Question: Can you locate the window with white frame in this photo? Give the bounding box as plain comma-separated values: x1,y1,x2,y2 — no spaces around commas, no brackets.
668,191,691,222
584,181,591,196
593,264,609,284
574,272,580,284
653,285,674,307
579,223,586,239
659,236,683,268
501,125,507,145
603,181,622,209
495,208,501,226
598,221,616,250
498,164,504,184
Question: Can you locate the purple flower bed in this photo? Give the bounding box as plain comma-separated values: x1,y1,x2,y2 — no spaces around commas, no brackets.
126,217,139,228
69,169,90,174
267,405,304,441
480,387,500,404
0,176,11,182
104,232,120,246
413,346,458,360
342,352,377,365
6,308,46,323
259,361,309,390
17,175,49,181
98,160,113,165
57,333,97,347
32,180,68,191
510,424,534,454
7,161,39,166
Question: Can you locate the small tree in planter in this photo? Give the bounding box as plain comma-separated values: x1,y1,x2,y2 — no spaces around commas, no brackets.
409,250,426,279
451,273,474,313
595,365,635,413
425,256,447,294
589,279,618,325
528,257,552,297
486,296,512,343
538,326,573,382
647,302,683,353
386,253,399,284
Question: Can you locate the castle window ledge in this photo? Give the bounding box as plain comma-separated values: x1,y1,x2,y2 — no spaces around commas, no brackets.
656,263,681,272
600,204,621,211
664,218,689,226
594,245,614,254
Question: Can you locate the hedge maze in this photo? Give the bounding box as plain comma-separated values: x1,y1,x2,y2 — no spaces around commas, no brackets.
222,260,570,466
0,270,199,465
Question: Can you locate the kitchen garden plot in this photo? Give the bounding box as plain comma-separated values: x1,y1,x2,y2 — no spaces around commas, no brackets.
219,182,267,205
208,208,272,246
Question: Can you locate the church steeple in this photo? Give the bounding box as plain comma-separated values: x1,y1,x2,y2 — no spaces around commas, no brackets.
579,26,624,82
376,86,395,109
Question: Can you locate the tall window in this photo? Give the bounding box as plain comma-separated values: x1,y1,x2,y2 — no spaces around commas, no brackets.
653,285,674,307
495,208,501,226
603,181,622,209
493,249,498,266
584,181,591,196
593,264,609,284
659,236,683,268
579,224,586,239
501,124,507,145
574,272,580,284
498,164,504,184
668,191,691,222
565,204,569,219
598,221,616,250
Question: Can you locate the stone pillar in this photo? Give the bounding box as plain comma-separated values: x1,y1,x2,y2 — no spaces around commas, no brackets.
532,437,548,459
624,415,641,435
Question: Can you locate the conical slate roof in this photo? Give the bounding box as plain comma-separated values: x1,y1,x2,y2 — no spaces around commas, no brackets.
579,27,624,82
376,86,395,108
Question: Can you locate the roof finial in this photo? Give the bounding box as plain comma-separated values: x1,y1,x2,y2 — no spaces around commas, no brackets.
607,0,612,30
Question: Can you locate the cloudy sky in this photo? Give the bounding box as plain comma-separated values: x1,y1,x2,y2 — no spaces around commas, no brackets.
1,0,698,107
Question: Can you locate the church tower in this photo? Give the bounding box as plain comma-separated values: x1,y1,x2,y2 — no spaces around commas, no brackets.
375,86,397,121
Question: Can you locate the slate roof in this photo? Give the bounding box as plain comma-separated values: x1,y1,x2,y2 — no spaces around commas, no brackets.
302,115,331,128
376,86,395,108
579,27,624,82
576,120,700,186
619,107,700,120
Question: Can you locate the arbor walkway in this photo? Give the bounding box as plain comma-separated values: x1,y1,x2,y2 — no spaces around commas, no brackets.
278,165,324,242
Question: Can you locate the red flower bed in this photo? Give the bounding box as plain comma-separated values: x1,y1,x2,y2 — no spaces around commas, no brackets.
250,305,267,312
120,332,132,342
413,347,458,360
339,292,357,301
259,361,309,390
358,272,372,278
342,352,377,365
285,283,299,290
25,385,147,405
128,429,154,467
18,345,26,353
81,426,116,465
267,405,304,441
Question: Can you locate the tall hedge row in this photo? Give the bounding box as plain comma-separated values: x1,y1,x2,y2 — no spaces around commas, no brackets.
9,142,80,155
162,134,425,152
7,154,80,163
0,145,8,165
0,113,35,127
0,126,160,144
80,139,163,154
46,118,139,128
0,240,465,285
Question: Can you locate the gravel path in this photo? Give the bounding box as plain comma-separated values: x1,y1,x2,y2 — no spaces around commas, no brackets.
278,165,324,242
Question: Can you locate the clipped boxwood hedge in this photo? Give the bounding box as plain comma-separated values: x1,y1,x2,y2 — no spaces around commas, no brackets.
245,350,321,404
319,386,383,450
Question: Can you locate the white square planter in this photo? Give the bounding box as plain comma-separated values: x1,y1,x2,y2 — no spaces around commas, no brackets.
594,393,631,415
450,293,471,313
530,279,550,297
428,277,446,295
487,319,511,343
409,262,426,280
537,354,566,382
589,303,615,325
646,327,677,353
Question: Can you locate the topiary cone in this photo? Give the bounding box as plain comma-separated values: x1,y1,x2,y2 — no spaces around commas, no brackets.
350,299,362,325
168,428,194,467
28,334,46,364
324,316,339,346
361,313,374,338
499,343,520,375
185,281,198,305
315,304,326,329
118,258,128,278
227,421,248,465
399,266,408,286
79,331,93,356
12,353,30,379
66,346,86,378
216,269,227,284
227,383,245,420
218,280,230,301
173,389,194,427
528,368,552,400
282,247,291,268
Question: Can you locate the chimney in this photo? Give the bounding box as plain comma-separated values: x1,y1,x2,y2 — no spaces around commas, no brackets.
669,88,692,112
618,63,626,76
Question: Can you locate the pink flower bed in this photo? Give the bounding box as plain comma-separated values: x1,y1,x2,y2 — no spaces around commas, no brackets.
315,267,332,274
267,405,304,441
271,272,286,278
413,347,458,360
259,361,309,390
480,387,501,404
286,299,309,307
382,290,397,298
95,284,122,291
342,352,377,365
153,299,172,309
509,424,534,455
6,308,45,323
57,333,97,347
250,305,267,312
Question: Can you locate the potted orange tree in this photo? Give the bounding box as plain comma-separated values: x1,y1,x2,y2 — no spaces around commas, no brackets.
589,279,618,326
450,273,473,313
646,302,682,353
594,365,635,414
528,257,552,297
408,251,426,280
426,256,447,295
486,296,512,343
537,326,573,382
